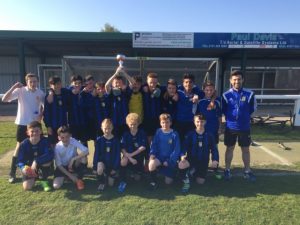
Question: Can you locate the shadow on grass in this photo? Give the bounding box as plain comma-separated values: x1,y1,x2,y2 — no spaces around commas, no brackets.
251,123,300,142
60,167,300,202
63,174,178,202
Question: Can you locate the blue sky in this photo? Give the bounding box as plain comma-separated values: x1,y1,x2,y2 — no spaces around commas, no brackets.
1,0,300,33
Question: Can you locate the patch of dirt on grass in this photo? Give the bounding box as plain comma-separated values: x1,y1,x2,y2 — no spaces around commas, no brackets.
0,116,15,122
0,149,13,176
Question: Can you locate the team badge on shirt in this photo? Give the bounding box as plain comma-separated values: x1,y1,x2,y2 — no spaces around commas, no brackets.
168,139,172,144
241,96,246,101
58,100,63,106
101,102,106,107
198,141,203,148
198,135,203,148
60,150,66,158
134,142,139,148
106,147,111,153
117,96,121,101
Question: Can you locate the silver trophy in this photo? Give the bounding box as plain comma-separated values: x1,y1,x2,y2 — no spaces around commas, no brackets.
116,54,126,68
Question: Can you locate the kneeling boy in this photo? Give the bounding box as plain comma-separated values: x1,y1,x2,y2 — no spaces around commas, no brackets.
53,126,89,190
148,113,189,191
182,114,219,185
17,121,54,191
118,113,147,193
93,119,121,191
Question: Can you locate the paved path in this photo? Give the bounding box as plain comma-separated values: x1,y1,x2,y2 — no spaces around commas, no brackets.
218,141,299,167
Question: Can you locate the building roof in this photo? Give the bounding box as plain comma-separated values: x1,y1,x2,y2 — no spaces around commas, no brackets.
0,30,300,60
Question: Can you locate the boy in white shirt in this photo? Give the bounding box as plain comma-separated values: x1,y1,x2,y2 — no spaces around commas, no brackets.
2,73,45,183
53,126,89,190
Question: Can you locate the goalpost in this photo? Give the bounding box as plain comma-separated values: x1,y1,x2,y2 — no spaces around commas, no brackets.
256,95,300,126
61,55,220,92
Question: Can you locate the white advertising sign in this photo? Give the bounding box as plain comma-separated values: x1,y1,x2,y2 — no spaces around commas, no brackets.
133,32,194,48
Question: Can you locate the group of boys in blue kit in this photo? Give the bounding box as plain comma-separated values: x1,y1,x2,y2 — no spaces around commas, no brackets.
3,66,256,193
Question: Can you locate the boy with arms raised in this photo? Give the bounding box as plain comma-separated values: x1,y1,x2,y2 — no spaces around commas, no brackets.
2,73,45,183
93,119,121,191
17,121,53,191
118,113,148,193
53,126,89,190
105,67,134,137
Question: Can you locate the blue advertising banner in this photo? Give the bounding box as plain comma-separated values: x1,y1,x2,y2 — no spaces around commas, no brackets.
133,32,300,49
194,33,300,49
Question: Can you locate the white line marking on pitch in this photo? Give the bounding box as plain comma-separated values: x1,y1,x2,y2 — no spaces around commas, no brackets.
256,144,293,166
230,172,300,177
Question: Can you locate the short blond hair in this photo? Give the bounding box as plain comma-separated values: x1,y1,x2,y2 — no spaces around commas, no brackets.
159,113,171,122
25,73,38,81
27,121,42,130
57,125,71,136
101,118,113,129
147,72,158,80
126,113,140,125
